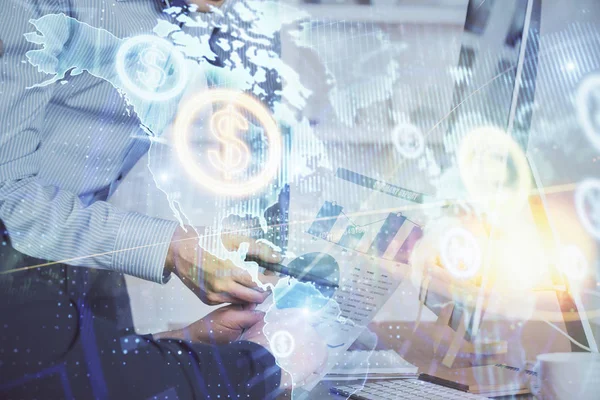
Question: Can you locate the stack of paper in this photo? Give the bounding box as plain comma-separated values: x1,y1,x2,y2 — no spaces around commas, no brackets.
324,350,419,381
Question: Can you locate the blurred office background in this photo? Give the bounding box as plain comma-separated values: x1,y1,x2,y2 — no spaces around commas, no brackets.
109,0,600,345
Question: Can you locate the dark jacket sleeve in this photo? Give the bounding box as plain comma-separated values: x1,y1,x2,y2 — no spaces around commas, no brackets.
0,297,282,400
145,337,283,399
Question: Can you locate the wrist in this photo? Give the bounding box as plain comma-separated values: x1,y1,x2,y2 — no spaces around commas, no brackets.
165,225,206,278
164,239,177,275
164,225,191,274
153,328,186,341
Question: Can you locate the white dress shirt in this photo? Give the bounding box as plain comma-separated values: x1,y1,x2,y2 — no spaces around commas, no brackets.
0,0,199,283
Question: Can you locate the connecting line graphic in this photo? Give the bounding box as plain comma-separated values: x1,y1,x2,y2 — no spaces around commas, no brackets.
0,181,583,277
340,209,426,230
475,0,489,10
380,37,582,201
339,210,388,229
9,14,574,279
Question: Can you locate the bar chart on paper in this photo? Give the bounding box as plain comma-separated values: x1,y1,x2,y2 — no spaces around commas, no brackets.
307,201,423,264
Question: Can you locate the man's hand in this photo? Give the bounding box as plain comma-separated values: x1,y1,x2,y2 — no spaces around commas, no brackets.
165,226,282,305
153,304,263,344
241,309,329,389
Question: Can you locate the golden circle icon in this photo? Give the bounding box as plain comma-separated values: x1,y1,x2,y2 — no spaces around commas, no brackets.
173,89,282,196
458,126,531,214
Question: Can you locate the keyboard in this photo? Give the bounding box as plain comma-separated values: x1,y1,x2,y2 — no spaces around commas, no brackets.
330,379,488,399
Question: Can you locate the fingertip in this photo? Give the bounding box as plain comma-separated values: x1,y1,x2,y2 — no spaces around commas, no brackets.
255,291,270,304
238,309,264,329
259,247,283,263
252,310,265,321
258,273,281,287
251,240,282,262
245,291,268,305
270,251,284,263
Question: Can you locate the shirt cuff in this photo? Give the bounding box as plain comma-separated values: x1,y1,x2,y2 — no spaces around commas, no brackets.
111,212,179,283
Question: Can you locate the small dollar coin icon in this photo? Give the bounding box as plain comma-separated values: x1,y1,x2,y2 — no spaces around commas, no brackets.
208,106,251,179
391,123,425,159
174,89,282,196
116,35,187,101
575,178,600,241
270,330,295,358
576,74,600,151
440,227,482,280
137,48,167,89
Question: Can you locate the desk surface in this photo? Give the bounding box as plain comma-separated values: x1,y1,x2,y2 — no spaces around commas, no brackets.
299,319,570,399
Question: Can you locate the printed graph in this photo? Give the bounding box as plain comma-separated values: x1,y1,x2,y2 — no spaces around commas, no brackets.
307,201,422,264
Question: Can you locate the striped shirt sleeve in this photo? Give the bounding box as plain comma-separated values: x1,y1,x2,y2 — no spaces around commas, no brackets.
0,0,178,283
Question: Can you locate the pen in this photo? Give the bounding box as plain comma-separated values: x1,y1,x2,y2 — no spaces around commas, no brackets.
244,255,339,288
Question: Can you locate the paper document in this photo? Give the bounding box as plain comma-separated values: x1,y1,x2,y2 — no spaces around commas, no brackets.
324,349,419,380
282,168,426,390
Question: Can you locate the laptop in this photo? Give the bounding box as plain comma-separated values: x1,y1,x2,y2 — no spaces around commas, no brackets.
330,0,591,398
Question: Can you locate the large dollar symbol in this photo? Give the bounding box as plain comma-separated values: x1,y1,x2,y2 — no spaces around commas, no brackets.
137,48,167,89
208,106,251,179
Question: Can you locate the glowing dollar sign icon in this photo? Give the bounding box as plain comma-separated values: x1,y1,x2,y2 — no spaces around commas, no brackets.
440,227,481,280
137,48,167,89
270,330,295,358
391,123,425,159
208,106,251,179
